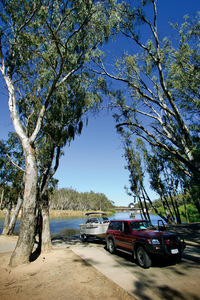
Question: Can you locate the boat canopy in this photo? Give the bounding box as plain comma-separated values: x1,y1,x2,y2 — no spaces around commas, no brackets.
85,212,107,216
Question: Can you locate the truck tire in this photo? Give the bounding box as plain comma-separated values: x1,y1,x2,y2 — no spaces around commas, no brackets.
136,246,152,268
107,238,116,254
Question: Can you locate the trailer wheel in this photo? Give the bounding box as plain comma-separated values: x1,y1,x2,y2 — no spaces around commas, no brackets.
81,234,88,242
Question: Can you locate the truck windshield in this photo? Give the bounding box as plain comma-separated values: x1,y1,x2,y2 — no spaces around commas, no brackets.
130,221,156,231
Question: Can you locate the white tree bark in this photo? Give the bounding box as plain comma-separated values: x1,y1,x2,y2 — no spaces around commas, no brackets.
1,203,12,235
0,69,39,265
7,195,23,235
9,143,38,266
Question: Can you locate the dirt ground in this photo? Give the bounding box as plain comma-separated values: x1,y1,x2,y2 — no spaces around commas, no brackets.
0,236,134,300
0,223,199,300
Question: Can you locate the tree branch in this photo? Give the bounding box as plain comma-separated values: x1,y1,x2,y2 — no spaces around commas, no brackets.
6,154,25,173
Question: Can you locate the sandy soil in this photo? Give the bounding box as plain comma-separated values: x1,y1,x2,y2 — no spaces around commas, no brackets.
0,237,134,300
0,222,199,300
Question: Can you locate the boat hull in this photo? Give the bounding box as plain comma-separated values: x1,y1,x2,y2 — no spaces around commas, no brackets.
79,223,109,239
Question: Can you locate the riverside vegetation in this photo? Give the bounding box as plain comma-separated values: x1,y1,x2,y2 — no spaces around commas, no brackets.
50,188,200,223
49,188,115,212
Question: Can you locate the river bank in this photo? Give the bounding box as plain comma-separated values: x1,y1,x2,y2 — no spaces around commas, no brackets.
0,209,87,218
0,209,114,219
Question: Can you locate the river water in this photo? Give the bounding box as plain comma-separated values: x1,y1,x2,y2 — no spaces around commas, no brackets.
0,212,164,236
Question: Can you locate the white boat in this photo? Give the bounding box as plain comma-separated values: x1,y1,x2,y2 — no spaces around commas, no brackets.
130,210,135,218
79,212,109,241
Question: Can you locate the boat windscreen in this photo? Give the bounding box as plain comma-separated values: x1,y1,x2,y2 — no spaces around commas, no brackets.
85,212,107,216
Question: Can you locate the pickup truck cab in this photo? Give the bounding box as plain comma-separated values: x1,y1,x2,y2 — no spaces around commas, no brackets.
106,219,186,268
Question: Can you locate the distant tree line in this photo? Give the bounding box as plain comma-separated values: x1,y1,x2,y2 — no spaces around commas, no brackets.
49,188,115,212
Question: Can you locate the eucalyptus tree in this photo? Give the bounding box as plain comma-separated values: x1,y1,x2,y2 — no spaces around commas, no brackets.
123,132,186,223
95,0,200,213
122,134,172,223
49,188,114,211
0,0,119,266
0,134,24,235
35,77,91,252
0,139,13,233
145,148,184,223
123,137,150,221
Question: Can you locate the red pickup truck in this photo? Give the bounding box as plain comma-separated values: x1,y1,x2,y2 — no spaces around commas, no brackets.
106,219,186,268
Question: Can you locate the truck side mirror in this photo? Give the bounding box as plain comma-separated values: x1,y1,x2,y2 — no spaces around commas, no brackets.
158,220,166,231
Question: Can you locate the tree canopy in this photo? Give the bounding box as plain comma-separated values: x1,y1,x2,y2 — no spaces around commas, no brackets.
49,188,115,212
0,0,119,265
93,0,200,215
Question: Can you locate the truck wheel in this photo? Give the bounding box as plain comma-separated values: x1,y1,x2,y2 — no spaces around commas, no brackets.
136,246,152,268
171,253,182,264
107,238,116,254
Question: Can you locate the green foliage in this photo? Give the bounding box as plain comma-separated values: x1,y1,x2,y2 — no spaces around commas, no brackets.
0,0,119,140
123,138,144,193
152,192,200,222
179,204,200,222
153,202,200,223
0,0,119,211
0,134,24,209
49,188,115,211
168,14,200,115
111,1,200,215
152,206,165,216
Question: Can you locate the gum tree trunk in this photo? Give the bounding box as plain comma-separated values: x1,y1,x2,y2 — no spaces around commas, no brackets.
2,203,12,235
41,202,52,253
7,195,23,235
9,145,38,266
1,71,43,266
36,186,52,253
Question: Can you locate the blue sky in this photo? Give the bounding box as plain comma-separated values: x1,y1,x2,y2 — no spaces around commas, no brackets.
0,1,199,207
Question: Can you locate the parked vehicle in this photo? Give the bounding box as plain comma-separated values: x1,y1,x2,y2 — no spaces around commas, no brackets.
106,219,186,268
79,212,109,241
